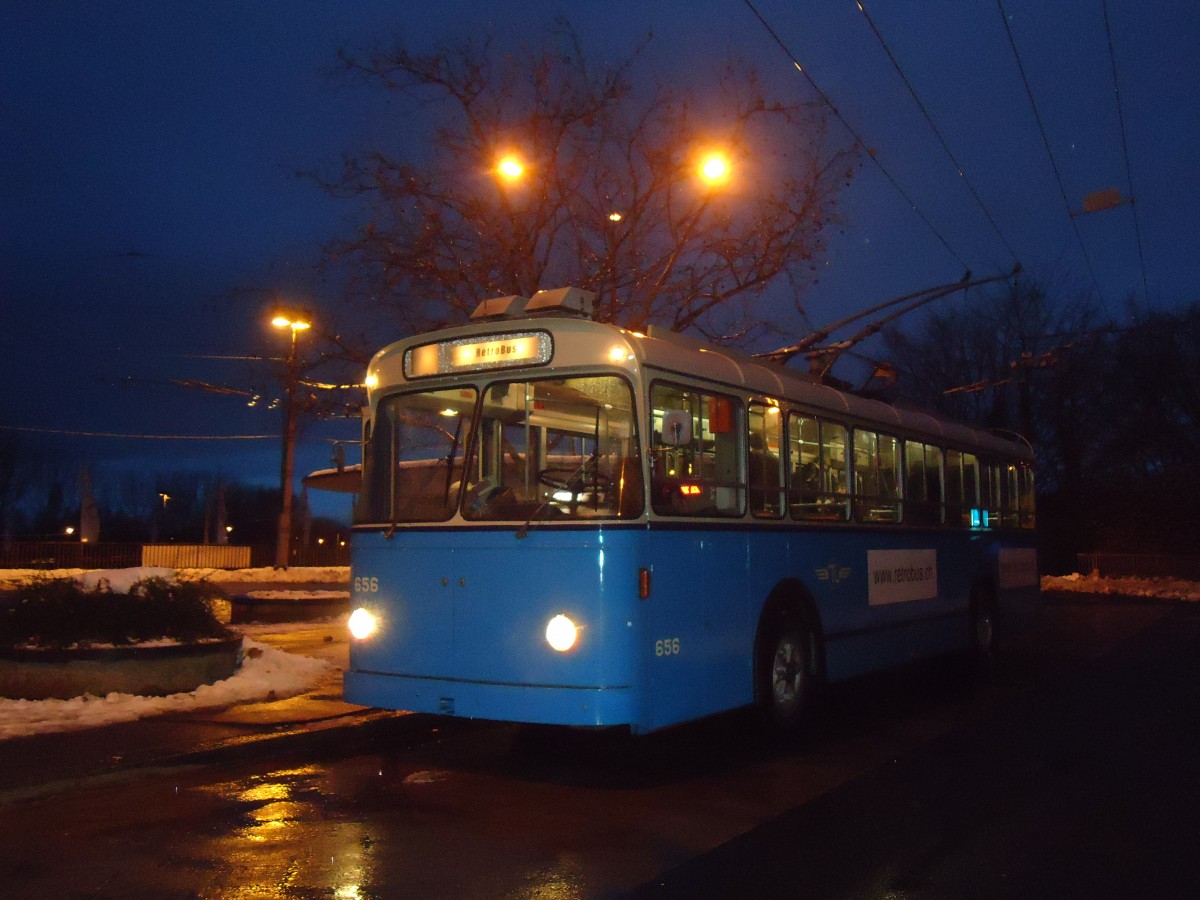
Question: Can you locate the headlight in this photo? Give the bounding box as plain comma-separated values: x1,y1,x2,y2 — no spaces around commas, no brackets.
545,614,578,652
348,607,377,640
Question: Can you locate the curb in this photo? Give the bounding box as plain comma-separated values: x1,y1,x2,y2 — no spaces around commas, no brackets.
155,706,412,768
0,705,415,807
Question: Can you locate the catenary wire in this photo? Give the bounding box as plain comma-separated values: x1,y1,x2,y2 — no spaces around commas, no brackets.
853,0,1021,267
995,0,1107,305
743,0,971,273
1102,0,1150,300
0,424,278,440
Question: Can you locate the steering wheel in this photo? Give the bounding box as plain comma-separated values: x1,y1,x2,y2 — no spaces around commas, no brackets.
538,466,613,496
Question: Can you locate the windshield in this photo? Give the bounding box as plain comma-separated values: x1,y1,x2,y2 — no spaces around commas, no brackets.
356,375,642,524
463,375,642,521
356,386,476,524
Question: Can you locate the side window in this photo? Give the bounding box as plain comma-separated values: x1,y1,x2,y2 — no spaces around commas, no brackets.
962,453,981,526
1002,463,1021,528
787,413,849,520
904,441,944,526
650,383,744,517
1019,464,1036,529
854,430,900,523
748,403,784,518
979,461,1001,528
945,449,964,527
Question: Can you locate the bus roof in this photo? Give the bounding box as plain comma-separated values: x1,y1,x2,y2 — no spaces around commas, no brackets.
367,312,1032,463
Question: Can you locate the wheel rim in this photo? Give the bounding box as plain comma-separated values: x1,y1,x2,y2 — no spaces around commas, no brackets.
771,636,804,713
974,609,993,652
974,605,994,655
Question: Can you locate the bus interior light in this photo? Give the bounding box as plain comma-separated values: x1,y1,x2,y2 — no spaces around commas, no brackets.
349,608,378,640
545,614,578,652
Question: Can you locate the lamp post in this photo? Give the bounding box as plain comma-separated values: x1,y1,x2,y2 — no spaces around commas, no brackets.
271,312,311,568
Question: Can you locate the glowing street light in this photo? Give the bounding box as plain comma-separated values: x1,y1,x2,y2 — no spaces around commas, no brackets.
495,154,525,181
271,314,311,333
698,151,732,186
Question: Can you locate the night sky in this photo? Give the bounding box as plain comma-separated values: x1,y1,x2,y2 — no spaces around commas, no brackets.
2,1,1196,522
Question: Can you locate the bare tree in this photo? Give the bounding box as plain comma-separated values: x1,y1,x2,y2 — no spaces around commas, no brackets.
323,22,858,340
0,433,33,547
884,275,1107,460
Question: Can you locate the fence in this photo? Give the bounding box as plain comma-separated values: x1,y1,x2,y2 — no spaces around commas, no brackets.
1076,553,1200,581
141,545,252,569
1,542,351,571
0,542,141,570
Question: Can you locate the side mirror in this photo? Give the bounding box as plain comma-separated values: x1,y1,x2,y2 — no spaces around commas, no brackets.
660,410,692,447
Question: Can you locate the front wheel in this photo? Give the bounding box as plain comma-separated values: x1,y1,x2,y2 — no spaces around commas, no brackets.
759,621,817,735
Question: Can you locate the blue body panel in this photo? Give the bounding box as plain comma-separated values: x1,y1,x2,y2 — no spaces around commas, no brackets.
346,526,645,727
346,522,1038,734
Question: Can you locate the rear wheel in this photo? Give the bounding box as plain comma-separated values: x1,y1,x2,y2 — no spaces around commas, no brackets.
968,583,997,673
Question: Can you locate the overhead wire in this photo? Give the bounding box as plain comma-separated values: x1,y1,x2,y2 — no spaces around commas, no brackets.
1102,0,1150,300
0,424,277,440
742,0,972,273
995,0,1108,305
853,0,1021,268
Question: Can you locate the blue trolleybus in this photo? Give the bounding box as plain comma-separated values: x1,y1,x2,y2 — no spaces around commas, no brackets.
344,287,1038,734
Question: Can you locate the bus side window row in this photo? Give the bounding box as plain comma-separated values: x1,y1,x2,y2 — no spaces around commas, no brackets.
652,385,1034,529
746,405,1034,529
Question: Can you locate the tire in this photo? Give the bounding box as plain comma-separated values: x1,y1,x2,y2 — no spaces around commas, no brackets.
968,583,997,673
759,619,816,735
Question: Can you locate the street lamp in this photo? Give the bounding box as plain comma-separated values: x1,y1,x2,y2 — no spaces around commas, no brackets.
271,309,312,568
495,154,525,181
697,150,732,187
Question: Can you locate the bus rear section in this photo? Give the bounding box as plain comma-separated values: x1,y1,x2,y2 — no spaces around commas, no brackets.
345,527,645,728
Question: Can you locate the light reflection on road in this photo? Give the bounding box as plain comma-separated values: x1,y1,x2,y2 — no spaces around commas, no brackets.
193,764,376,898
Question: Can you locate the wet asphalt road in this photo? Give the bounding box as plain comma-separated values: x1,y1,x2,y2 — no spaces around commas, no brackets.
1,597,1198,899
634,597,1200,899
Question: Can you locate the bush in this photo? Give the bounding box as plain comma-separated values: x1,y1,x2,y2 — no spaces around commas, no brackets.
0,576,234,649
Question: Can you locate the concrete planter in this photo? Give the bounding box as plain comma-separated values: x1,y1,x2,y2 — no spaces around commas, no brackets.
229,592,348,624
0,635,244,700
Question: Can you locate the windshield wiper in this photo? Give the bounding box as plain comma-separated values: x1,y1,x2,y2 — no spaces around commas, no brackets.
442,414,464,508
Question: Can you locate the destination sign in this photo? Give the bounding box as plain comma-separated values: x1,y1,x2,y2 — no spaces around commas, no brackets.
404,331,552,378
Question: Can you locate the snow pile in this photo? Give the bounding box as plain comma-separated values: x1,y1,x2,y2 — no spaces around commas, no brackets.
1041,572,1200,602
0,639,331,741
185,566,349,584
0,566,350,591
75,567,176,592
0,568,86,590
244,590,349,600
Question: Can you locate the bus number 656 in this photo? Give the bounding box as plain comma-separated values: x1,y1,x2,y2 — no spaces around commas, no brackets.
655,637,681,657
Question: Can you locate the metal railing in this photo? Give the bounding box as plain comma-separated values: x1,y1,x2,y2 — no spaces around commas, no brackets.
0,542,142,570
1076,553,1200,581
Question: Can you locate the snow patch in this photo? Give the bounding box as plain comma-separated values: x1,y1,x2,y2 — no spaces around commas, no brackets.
0,640,330,741
1041,573,1200,602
